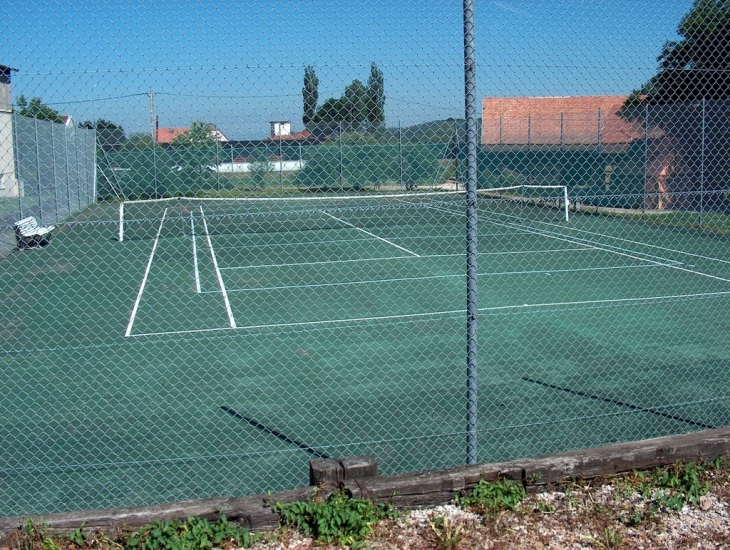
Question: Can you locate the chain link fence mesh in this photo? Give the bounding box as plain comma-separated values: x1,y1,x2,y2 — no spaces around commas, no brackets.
2,0,730,517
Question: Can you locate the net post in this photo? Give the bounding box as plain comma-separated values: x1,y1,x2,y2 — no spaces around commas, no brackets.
463,0,478,466
564,186,569,221
118,201,124,242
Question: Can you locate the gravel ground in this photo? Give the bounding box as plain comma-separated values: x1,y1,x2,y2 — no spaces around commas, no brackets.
250,467,730,549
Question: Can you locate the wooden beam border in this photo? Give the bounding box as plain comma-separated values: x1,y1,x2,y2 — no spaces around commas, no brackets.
1,427,729,539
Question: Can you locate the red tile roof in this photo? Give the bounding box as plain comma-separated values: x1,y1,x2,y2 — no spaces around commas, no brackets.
156,127,189,144
482,96,644,146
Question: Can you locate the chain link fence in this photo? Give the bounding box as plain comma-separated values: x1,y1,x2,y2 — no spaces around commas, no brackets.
2,0,730,517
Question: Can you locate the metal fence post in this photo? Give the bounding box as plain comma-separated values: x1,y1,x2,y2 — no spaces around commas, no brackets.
51,122,59,223
399,120,403,190
64,123,71,216
700,98,705,227
279,132,283,191
339,122,343,187
463,0,478,466
34,117,43,221
215,133,221,193
13,112,23,219
643,103,648,216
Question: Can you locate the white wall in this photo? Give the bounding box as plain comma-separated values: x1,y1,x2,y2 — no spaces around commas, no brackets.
0,112,19,198
215,160,305,173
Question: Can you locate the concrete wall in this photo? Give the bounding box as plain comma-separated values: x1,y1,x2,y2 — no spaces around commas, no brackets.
0,111,19,198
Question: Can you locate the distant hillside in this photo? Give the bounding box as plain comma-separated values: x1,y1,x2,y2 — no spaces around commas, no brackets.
386,118,482,143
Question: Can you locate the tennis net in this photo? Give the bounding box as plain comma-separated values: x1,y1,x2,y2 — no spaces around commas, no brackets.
117,191,465,241
117,185,570,241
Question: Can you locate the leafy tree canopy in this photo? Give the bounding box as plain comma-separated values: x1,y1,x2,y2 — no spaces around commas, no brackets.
170,121,220,148
627,0,730,105
80,119,127,150
124,132,155,150
302,65,319,127
16,95,63,123
307,63,385,130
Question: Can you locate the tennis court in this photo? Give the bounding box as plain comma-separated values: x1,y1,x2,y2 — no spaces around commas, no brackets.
2,189,730,515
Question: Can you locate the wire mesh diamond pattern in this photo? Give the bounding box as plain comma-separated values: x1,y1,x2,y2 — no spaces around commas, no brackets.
1,0,730,517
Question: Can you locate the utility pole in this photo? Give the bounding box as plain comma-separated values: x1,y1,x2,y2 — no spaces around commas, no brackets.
149,91,156,140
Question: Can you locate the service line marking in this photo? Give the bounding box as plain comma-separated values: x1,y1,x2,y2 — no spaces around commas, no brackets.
320,210,421,257
200,206,236,328
191,212,201,294
125,209,167,337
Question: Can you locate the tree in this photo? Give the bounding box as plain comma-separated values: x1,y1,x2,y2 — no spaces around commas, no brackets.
80,119,127,150
627,0,730,105
343,79,368,125
16,95,63,123
366,63,385,126
309,63,385,132
302,65,319,128
313,97,347,125
170,121,219,148
124,132,156,150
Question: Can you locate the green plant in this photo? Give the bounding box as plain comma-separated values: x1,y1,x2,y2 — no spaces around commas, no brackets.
582,528,623,548
126,515,256,550
632,461,710,512
273,488,397,546
429,515,462,549
455,478,525,516
535,500,556,514
249,157,273,190
603,527,623,548
67,524,89,546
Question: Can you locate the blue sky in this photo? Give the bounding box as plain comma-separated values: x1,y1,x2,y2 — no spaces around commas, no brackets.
2,0,692,139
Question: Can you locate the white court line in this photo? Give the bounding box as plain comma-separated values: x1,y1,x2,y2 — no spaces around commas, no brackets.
219,247,593,271
125,209,168,338
123,189,465,205
190,212,201,294
128,289,730,338
320,210,421,257
214,263,656,294
220,254,415,270
489,216,730,284
200,206,236,328
417,200,730,285
505,214,730,267
476,290,730,313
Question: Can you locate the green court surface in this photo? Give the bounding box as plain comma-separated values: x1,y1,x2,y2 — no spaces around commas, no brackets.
1,194,730,516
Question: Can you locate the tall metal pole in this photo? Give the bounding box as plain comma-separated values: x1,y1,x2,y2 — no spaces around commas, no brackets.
34,117,43,221
399,120,403,190
13,112,24,219
149,91,157,197
149,91,156,140
700,98,705,228
463,0,478,465
338,122,343,187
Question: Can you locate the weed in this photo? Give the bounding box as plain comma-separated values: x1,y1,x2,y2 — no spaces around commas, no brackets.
67,524,89,546
535,500,556,514
273,488,397,546
603,527,623,548
581,527,623,548
649,461,710,511
429,515,462,549
127,515,257,550
455,478,525,516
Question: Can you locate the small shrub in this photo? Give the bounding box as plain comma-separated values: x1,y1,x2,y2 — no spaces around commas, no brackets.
273,488,397,546
455,478,525,516
429,515,463,549
126,515,256,550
